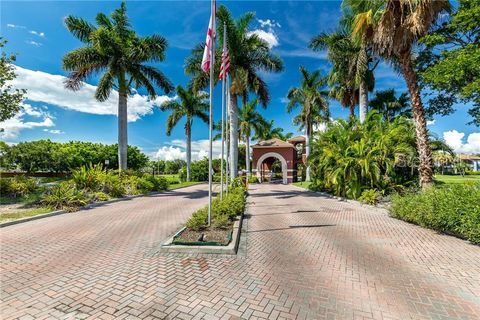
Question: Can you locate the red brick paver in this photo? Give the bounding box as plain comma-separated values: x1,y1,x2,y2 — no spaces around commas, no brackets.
1,183,479,319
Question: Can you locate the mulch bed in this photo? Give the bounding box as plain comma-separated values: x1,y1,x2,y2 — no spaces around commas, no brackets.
175,227,232,246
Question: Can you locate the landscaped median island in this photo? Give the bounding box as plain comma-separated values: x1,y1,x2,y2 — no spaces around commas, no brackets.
162,178,247,253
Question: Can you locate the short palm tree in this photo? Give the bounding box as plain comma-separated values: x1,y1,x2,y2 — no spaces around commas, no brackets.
252,120,293,141
369,89,411,121
185,5,283,180
287,66,329,181
350,0,451,188
160,85,209,182
238,98,267,176
63,2,173,170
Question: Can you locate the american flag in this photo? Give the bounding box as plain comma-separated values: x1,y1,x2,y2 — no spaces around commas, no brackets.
201,1,216,73
219,36,230,80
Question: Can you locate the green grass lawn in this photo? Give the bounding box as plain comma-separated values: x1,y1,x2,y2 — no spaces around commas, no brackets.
0,191,43,205
158,174,203,190
292,181,311,189
0,207,52,223
434,174,480,185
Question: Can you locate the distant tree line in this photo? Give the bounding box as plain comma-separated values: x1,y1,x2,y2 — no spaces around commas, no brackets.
0,140,149,173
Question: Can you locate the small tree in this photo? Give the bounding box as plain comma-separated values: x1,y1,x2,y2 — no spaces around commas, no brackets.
0,38,26,125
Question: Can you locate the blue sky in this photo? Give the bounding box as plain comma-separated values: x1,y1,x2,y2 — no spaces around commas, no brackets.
1,0,479,158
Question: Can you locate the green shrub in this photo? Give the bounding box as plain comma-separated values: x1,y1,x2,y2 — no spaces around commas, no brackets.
390,183,480,244
185,187,246,231
0,176,38,198
144,174,169,191
94,192,109,201
72,163,105,191
247,176,259,184
359,189,382,205
186,207,208,231
231,177,247,190
122,176,142,195
42,181,89,211
212,214,231,229
102,174,126,198
135,177,155,193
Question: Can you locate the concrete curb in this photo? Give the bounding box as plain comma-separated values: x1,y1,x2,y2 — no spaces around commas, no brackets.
0,183,207,228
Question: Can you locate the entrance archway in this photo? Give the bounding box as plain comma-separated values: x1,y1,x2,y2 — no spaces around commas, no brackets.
256,152,288,184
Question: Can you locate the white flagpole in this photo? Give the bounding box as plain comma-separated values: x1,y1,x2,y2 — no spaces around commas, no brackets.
207,0,215,226
220,23,226,200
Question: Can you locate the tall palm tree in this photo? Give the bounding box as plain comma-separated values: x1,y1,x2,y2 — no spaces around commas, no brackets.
238,98,267,176
349,0,451,188
185,5,283,179
160,85,209,181
310,25,376,122
63,2,173,170
287,66,329,181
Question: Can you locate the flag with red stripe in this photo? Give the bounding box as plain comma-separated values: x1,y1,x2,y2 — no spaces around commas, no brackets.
219,35,230,80
201,1,216,73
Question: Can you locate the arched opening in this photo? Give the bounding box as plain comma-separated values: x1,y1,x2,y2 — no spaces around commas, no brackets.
256,152,288,184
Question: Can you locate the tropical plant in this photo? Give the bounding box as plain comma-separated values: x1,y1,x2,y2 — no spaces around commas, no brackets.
369,89,411,121
349,0,451,188
185,5,283,179
310,111,418,198
287,66,329,181
63,2,173,170
42,181,89,212
160,85,208,181
252,120,293,141
238,98,267,175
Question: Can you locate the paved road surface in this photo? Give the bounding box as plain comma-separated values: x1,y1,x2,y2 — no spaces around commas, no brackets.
1,183,479,319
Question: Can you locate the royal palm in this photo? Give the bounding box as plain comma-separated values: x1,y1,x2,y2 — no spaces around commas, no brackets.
63,2,173,170
160,85,209,182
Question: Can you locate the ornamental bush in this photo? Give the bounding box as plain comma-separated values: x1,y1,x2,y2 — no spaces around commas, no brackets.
0,176,38,198
390,183,480,244
41,181,89,211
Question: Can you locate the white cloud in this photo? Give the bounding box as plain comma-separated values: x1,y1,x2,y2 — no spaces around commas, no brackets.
0,104,55,139
11,65,175,122
29,30,45,37
427,120,436,126
247,29,279,48
443,130,480,154
154,139,223,161
43,129,64,134
6,23,26,29
258,19,281,28
26,40,42,47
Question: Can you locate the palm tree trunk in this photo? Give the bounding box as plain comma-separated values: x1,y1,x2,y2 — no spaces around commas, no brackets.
186,120,191,182
359,79,368,123
305,122,311,181
246,133,250,176
400,52,433,188
118,90,128,170
229,92,239,179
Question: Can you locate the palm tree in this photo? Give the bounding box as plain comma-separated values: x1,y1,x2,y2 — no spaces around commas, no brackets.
349,0,451,188
238,98,267,176
63,2,173,170
287,66,329,181
310,25,376,122
252,120,294,141
160,85,209,181
369,89,411,121
185,5,283,179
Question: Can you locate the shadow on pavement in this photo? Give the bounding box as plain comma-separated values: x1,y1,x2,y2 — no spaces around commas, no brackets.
248,224,335,233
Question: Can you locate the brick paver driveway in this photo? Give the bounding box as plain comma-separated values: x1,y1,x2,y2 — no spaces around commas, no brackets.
1,184,479,320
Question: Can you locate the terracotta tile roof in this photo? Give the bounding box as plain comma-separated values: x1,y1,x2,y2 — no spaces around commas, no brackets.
287,136,306,143
458,154,480,160
252,138,295,148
